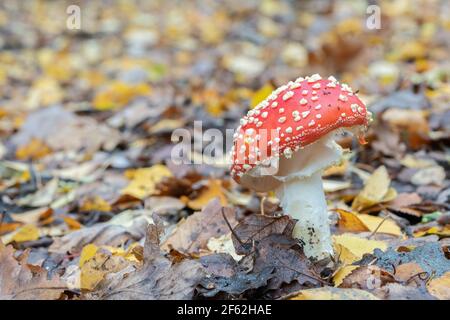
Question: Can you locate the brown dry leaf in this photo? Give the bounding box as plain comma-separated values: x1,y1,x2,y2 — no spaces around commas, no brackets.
0,244,64,299
387,193,423,217
340,265,396,290
352,166,397,211
427,272,450,300
10,207,53,225
0,223,22,236
10,106,120,154
91,224,205,300
187,179,227,210
49,218,148,254
393,262,425,282
252,234,321,290
333,233,387,264
381,108,429,148
289,287,379,300
232,214,295,255
121,165,173,200
163,199,237,254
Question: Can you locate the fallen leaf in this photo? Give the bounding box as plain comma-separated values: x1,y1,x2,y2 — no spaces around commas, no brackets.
199,267,273,298
90,224,205,300
10,106,120,155
92,82,151,110
252,234,321,290
427,272,450,300
333,233,387,264
17,178,59,208
207,233,243,261
10,207,53,225
339,265,396,290
411,166,446,186
11,224,40,243
49,218,148,254
79,244,99,267
0,244,64,299
232,214,295,255
333,265,359,287
163,199,237,254
352,166,397,211
199,253,238,278
80,248,130,291
121,165,173,200
79,196,112,212
336,209,370,233
289,287,379,300
15,138,52,160
187,179,227,210
357,214,403,236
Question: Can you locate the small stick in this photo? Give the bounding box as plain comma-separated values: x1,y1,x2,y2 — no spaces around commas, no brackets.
368,211,390,239
221,207,244,246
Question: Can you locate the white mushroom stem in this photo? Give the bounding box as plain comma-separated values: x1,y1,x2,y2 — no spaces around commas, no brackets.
276,171,333,260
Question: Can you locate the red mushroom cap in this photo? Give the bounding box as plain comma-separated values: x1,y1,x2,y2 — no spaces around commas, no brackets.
230,74,371,182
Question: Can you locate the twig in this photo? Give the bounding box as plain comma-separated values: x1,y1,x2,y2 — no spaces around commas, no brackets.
368,211,390,239
221,207,244,246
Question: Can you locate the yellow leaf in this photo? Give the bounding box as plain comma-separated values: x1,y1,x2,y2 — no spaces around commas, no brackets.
250,83,274,109
15,138,52,160
337,209,370,232
333,265,359,287
352,166,393,211
80,249,130,291
289,287,379,300
103,243,140,263
333,234,387,264
187,179,228,210
80,196,112,212
92,82,151,110
79,244,98,267
121,165,172,200
357,214,402,236
337,209,402,236
427,272,450,300
414,226,450,238
11,224,40,243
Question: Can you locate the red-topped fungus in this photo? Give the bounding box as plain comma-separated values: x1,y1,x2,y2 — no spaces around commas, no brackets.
230,74,372,260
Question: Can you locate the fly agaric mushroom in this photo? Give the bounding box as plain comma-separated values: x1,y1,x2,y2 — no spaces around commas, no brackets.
230,74,372,260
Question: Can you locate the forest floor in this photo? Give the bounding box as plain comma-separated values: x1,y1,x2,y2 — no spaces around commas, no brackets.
0,0,449,300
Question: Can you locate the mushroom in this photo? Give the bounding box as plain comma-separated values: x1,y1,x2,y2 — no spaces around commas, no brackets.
230,74,372,260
